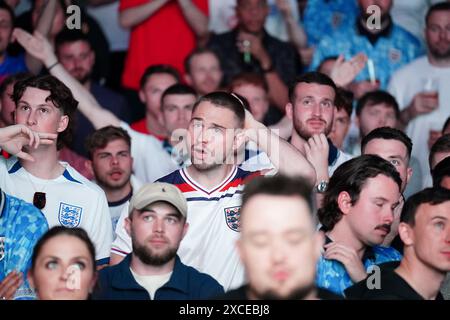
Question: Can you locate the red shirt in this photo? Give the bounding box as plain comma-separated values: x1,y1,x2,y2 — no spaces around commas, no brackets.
130,118,167,141
119,0,209,90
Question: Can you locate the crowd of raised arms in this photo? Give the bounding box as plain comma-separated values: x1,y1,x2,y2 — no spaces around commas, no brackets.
0,0,449,301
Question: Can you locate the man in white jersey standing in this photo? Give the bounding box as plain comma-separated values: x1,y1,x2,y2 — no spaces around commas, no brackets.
14,29,316,290
388,3,450,187
0,74,113,266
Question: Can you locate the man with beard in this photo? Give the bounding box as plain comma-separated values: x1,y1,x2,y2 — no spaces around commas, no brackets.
92,182,224,300
55,29,131,158
310,0,422,99
389,3,450,189
286,72,352,198
85,126,142,234
316,155,403,296
219,175,341,300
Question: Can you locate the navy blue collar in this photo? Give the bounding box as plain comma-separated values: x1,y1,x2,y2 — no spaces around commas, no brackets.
111,254,190,294
327,139,339,167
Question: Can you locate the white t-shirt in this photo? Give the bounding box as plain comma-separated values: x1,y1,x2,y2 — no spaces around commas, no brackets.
388,56,450,187
112,166,264,291
120,122,180,183
106,175,143,237
0,158,113,262
391,0,444,46
130,268,172,299
87,1,130,52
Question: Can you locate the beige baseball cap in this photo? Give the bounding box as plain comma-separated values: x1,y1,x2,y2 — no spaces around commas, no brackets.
129,182,187,218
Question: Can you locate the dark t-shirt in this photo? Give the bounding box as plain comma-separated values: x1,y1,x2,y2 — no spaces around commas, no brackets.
345,263,445,300
216,285,343,300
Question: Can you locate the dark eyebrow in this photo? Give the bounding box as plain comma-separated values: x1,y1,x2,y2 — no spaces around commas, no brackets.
431,216,448,221
210,123,226,130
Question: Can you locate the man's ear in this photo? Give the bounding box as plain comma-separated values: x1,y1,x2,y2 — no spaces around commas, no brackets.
185,74,193,86
233,128,247,153
398,222,414,247
181,222,189,240
285,103,293,120
406,166,413,185
337,191,353,215
85,160,94,177
124,217,132,237
138,89,146,104
57,115,69,133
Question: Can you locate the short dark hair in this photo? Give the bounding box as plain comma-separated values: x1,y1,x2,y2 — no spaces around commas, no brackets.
361,127,413,160
0,72,33,97
432,156,450,188
355,90,400,119
161,83,197,107
288,72,337,104
184,47,221,75
191,91,246,128
12,75,78,150
85,125,131,160
426,2,450,26
429,134,450,169
229,72,269,93
443,116,450,133
335,87,354,117
242,174,314,217
30,226,96,273
139,64,180,90
318,155,402,231
55,28,92,51
400,187,450,226
0,0,15,26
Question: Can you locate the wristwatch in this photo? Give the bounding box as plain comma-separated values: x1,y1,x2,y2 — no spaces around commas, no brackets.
316,180,329,193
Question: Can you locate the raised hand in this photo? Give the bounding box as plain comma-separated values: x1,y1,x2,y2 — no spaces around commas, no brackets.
0,124,57,161
331,53,368,88
13,28,56,67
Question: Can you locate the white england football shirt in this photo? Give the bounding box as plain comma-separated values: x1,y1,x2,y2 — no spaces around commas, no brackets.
0,157,113,264
111,166,262,290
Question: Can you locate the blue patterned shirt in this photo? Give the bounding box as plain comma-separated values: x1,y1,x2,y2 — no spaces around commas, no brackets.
316,244,402,296
0,190,48,300
310,19,423,89
303,0,359,46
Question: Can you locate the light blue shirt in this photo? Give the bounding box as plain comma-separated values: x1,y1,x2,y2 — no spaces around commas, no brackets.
0,190,48,300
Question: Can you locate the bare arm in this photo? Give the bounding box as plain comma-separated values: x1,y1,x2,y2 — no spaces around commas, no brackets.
25,0,58,74
245,110,316,184
14,28,119,129
177,0,208,39
119,0,169,28
276,0,307,49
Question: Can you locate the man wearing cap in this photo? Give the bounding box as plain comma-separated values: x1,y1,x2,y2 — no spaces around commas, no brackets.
92,182,224,300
